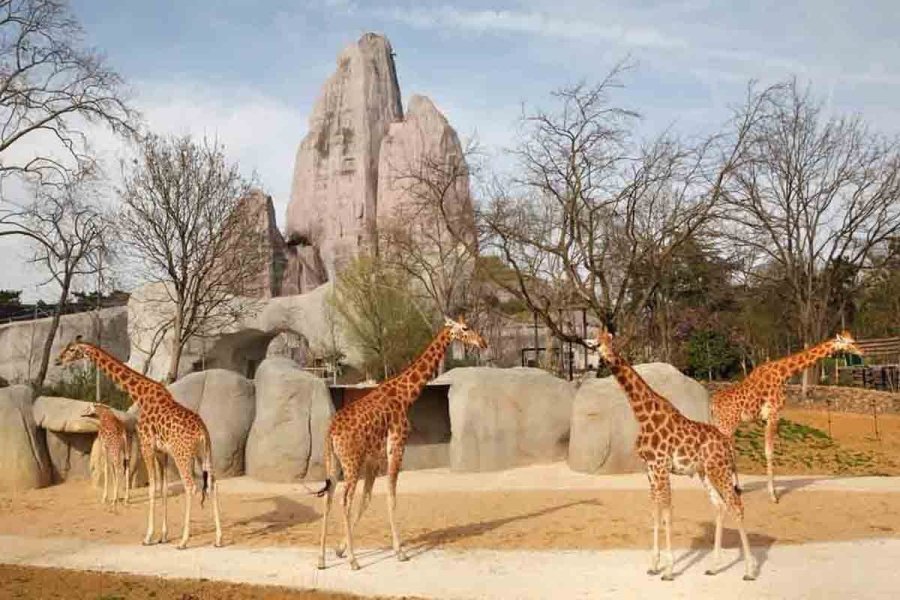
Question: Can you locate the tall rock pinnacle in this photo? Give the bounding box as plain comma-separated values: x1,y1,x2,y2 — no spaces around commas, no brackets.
285,33,403,279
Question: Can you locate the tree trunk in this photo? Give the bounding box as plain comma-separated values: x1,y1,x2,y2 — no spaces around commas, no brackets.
166,339,183,383
33,275,72,390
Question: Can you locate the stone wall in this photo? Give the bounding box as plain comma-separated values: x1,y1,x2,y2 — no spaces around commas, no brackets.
706,382,900,415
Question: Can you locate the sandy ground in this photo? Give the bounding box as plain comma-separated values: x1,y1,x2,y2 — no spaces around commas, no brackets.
1,466,899,554
2,533,899,599
0,564,374,600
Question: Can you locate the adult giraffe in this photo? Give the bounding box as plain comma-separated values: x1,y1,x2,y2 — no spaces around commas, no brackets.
56,336,222,548
316,316,487,571
593,330,756,581
710,331,862,502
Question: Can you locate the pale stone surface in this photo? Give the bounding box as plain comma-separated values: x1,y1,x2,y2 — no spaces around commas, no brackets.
46,431,94,482
567,363,710,474
246,357,334,481
226,190,289,299
32,396,133,433
127,281,363,383
166,369,256,477
0,385,50,491
0,306,128,385
285,32,404,279
377,94,474,231
434,367,575,472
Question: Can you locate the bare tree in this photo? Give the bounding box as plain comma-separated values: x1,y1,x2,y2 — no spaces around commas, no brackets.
474,67,760,355
721,79,900,389
377,136,478,319
3,172,108,388
118,134,265,382
0,0,136,186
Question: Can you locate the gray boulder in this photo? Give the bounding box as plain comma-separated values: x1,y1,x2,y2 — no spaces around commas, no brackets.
568,363,710,474
33,395,134,433
167,369,255,477
246,357,334,481
435,367,575,472
0,385,50,491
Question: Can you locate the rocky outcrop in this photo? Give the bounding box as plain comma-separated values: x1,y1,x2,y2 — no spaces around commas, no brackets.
377,95,473,232
167,369,255,477
0,306,128,385
246,357,334,481
285,33,404,279
435,367,575,472
227,190,289,298
568,363,710,474
0,385,50,491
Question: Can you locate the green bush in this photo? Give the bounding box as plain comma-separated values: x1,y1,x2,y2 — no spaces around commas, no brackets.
685,329,739,380
40,364,131,411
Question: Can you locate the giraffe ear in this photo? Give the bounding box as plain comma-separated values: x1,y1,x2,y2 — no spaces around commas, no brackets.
456,313,466,325
444,316,455,327
75,335,83,343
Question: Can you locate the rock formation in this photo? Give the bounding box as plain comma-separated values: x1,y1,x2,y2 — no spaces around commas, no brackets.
435,367,575,472
286,33,404,279
285,33,474,282
567,363,710,474
0,385,50,491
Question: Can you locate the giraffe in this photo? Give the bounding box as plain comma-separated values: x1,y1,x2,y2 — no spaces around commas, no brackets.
592,330,756,581
710,331,862,503
83,402,132,506
315,316,487,571
55,336,222,549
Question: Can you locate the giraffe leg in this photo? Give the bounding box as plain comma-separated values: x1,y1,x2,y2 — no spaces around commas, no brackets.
174,455,196,550
209,472,223,547
124,456,131,504
340,475,360,570
317,477,336,569
648,464,674,580
701,476,725,576
386,435,408,562
764,414,779,503
102,452,109,504
141,444,157,545
648,501,661,575
111,455,120,508
160,453,169,543
336,464,374,558
715,470,758,580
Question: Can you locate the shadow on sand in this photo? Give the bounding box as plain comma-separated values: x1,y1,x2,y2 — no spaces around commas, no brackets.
740,476,823,500
673,521,777,579
230,495,319,540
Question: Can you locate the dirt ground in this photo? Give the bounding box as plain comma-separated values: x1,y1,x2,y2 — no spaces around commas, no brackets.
0,477,898,555
736,408,900,476
0,564,382,600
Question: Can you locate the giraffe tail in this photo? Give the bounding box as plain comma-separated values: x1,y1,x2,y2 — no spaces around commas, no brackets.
200,434,213,508
313,433,336,498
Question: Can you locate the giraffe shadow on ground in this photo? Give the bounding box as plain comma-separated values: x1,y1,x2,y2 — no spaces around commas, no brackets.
740,477,820,500
673,521,777,578
229,495,319,540
343,499,603,570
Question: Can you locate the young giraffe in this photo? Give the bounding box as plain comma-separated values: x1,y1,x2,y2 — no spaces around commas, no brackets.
316,316,487,571
593,330,756,581
56,336,222,548
711,331,862,503
83,402,132,506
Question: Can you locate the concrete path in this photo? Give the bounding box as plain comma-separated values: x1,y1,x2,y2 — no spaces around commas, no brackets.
220,463,900,497
2,534,898,599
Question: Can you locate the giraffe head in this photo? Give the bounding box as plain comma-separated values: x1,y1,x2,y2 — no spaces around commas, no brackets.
81,402,114,419
833,330,863,356
591,329,616,364
55,335,89,366
444,315,488,350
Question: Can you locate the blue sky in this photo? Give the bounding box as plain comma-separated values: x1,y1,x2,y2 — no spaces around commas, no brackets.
6,0,900,299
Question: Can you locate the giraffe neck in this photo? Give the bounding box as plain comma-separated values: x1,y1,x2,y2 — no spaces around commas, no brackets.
392,328,453,407
605,351,674,427
78,344,160,409
773,339,838,380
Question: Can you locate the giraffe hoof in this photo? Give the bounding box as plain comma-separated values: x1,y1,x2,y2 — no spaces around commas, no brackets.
176,542,188,550
350,559,360,571
334,547,345,558
317,558,326,570
396,551,409,562
661,574,674,582
705,569,717,576
743,574,757,581
646,569,660,576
